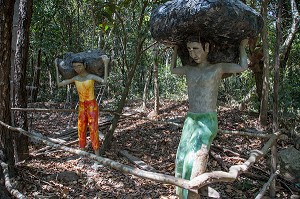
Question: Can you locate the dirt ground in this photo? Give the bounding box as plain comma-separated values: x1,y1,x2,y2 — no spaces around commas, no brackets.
6,99,300,198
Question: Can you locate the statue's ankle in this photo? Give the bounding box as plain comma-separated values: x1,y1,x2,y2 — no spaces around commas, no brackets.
94,149,100,156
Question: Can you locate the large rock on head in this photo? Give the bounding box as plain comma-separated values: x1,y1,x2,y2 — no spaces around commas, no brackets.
55,49,110,80
150,0,263,63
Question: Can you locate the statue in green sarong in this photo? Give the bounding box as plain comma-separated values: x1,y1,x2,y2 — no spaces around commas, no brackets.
171,36,249,198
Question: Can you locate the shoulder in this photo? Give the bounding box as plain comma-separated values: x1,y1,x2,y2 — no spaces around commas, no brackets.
72,75,81,81
86,74,99,80
172,65,188,75
86,74,104,83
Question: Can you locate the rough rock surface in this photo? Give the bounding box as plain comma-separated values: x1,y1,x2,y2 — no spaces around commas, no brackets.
150,0,263,63
278,146,300,183
56,49,110,80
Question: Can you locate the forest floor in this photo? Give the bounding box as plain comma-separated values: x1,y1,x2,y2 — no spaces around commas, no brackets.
6,99,300,198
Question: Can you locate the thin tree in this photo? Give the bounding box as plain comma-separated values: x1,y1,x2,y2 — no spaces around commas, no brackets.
259,0,270,126
100,2,149,153
10,0,20,127
142,65,152,110
270,0,282,197
280,0,300,68
13,0,33,162
153,45,160,115
31,48,41,102
0,0,16,175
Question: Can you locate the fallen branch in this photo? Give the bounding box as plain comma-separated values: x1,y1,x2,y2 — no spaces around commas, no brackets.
0,160,26,199
119,150,156,172
11,107,76,112
219,129,272,138
0,120,197,193
209,150,228,171
188,132,280,190
242,171,269,182
11,107,181,126
255,170,280,199
0,119,282,195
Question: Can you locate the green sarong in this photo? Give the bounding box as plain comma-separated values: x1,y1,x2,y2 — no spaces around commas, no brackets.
175,112,218,199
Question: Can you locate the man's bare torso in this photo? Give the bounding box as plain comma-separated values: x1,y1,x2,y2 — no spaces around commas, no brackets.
185,65,222,113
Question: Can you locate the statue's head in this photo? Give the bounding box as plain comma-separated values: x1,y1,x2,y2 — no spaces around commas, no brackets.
186,36,209,64
72,56,86,74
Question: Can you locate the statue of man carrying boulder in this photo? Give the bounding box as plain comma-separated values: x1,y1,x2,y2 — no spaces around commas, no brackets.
150,0,263,198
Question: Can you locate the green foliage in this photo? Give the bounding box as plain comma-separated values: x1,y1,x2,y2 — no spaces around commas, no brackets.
278,62,300,117
27,0,299,121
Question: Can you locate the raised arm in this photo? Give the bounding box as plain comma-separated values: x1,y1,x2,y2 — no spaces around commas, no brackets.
89,55,109,84
55,58,75,87
219,39,249,74
170,45,186,75
102,55,109,83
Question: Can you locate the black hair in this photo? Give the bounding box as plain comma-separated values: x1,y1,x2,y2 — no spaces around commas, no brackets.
71,56,85,64
185,35,209,49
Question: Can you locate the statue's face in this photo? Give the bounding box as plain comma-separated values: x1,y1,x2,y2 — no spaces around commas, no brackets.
72,62,86,74
187,42,208,64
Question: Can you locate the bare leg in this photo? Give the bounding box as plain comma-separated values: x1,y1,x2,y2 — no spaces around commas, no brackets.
191,145,209,178
186,145,209,199
94,148,100,156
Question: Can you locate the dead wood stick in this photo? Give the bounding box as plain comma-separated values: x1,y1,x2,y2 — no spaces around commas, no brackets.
32,138,79,156
51,128,77,138
0,160,26,199
11,107,182,127
118,150,156,172
242,171,269,182
211,144,245,158
11,107,76,112
255,170,280,199
0,120,197,193
251,165,299,193
188,132,280,190
219,129,272,138
209,150,228,171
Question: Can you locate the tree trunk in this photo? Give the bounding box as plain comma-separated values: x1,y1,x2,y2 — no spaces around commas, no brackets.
100,2,148,154
142,65,152,110
259,0,270,126
10,0,20,127
0,0,16,176
270,0,282,197
13,0,33,162
100,39,144,154
153,45,160,115
32,48,41,101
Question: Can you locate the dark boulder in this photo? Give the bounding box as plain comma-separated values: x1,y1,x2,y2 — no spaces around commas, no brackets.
56,49,110,80
150,0,263,63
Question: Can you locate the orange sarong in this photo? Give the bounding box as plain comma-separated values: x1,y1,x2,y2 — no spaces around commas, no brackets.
77,99,100,150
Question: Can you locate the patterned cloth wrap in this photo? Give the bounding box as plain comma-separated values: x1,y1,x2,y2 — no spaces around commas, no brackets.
75,79,100,151
78,99,100,150
175,111,218,199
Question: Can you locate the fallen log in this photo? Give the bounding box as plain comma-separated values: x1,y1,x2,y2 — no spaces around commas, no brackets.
119,150,156,172
0,160,26,199
0,120,197,193
0,120,282,195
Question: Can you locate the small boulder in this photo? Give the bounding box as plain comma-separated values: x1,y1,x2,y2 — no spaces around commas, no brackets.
55,49,110,80
278,146,300,183
48,171,80,183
